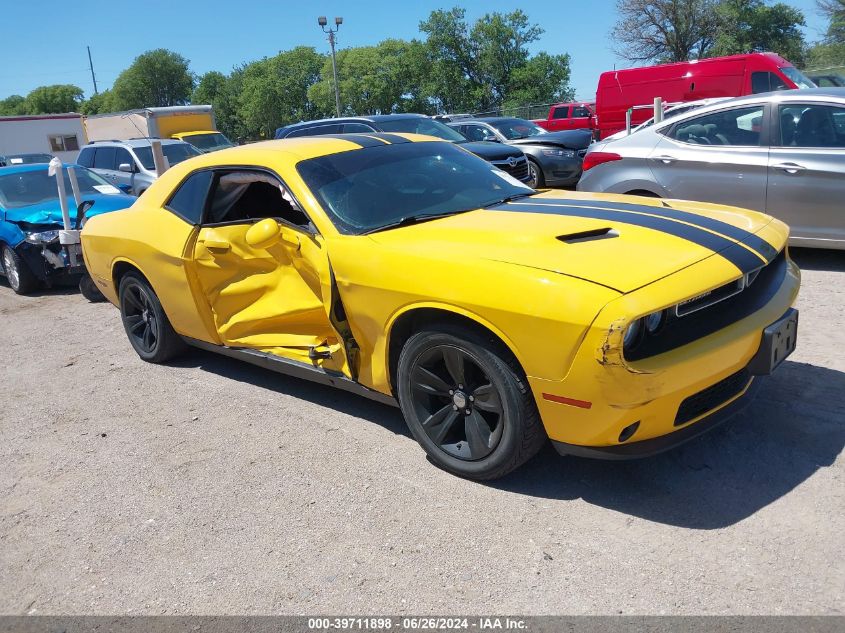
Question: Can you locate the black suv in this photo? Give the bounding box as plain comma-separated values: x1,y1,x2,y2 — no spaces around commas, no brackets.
274,114,531,183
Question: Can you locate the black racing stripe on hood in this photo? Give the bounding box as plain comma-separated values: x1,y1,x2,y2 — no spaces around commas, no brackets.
317,134,386,148
495,202,766,274
524,198,778,263
366,133,410,144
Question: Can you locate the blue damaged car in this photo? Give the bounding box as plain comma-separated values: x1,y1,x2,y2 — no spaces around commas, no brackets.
0,163,136,295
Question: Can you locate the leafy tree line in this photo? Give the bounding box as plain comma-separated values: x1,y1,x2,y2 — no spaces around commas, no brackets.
0,7,573,141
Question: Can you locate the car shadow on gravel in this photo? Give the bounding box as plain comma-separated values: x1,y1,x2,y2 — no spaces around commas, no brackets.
789,247,845,272
172,348,412,439
492,360,845,529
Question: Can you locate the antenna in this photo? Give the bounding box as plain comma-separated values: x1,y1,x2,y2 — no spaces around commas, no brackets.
87,46,98,95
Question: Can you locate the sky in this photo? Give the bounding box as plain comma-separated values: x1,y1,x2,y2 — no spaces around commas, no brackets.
0,0,830,103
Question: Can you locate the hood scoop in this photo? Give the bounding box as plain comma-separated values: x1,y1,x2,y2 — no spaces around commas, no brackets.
557,227,619,244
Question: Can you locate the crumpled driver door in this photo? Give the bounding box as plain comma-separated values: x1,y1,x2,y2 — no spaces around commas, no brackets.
190,221,348,376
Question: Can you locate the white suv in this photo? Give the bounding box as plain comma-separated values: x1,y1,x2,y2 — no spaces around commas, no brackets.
76,138,201,195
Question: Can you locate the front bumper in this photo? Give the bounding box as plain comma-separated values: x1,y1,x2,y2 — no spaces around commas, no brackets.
552,377,761,459
538,155,582,187
528,229,800,455
17,241,85,283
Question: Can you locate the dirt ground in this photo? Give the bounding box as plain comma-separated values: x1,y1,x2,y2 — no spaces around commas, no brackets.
0,248,843,615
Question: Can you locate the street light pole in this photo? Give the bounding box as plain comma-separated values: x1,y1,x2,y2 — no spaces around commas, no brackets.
318,16,343,117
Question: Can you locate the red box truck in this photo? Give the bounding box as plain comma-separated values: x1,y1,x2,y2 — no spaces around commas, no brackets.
594,52,815,139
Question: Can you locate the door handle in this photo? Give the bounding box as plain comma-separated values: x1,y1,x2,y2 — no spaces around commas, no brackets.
651,155,677,164
772,162,806,174
201,239,230,252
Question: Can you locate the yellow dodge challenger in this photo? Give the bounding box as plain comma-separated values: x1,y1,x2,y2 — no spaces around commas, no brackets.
81,133,800,480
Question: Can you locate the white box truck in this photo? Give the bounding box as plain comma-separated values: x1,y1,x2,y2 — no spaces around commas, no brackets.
83,105,235,153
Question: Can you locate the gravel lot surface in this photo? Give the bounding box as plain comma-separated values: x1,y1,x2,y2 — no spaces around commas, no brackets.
1,248,843,616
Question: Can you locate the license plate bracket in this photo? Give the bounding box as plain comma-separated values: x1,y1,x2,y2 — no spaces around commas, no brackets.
748,308,798,376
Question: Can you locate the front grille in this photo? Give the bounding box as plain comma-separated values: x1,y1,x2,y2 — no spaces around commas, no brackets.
674,368,751,426
492,156,529,181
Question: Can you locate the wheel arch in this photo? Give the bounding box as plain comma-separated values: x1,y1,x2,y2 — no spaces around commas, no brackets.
385,304,525,393
111,257,154,294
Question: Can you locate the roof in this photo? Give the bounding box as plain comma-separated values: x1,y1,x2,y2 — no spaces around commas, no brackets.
85,138,192,148
84,105,213,120
277,113,427,133
0,113,82,122
0,162,82,174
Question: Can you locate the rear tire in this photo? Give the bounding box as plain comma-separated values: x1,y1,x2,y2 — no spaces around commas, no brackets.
1,244,39,295
118,272,186,363
396,325,546,480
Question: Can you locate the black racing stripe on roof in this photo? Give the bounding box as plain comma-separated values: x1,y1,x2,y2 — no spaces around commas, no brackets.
366,133,411,144
526,198,778,263
316,134,386,148
494,203,765,274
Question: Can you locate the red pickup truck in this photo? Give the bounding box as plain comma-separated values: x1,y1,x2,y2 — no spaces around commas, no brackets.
532,102,596,132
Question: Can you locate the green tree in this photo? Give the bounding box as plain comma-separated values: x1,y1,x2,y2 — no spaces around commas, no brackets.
192,70,244,140
712,0,806,64
611,0,719,63
419,7,572,113
80,90,117,115
504,52,574,111
23,84,83,113
111,49,194,109
308,39,432,116
0,94,27,116
818,0,845,42
238,46,325,138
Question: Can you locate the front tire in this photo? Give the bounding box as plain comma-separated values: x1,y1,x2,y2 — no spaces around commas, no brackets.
1,245,39,295
79,274,106,302
526,158,545,189
397,326,546,480
118,272,185,363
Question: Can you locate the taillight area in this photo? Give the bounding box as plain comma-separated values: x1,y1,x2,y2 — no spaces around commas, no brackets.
582,151,622,171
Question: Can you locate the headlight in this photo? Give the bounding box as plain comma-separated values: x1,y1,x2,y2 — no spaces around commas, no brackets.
623,318,643,350
644,309,668,334
541,148,576,158
25,230,60,244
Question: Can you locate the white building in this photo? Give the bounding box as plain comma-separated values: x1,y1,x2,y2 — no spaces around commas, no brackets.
0,113,87,163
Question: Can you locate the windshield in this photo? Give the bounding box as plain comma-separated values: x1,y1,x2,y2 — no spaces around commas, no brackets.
376,118,468,142
183,132,235,152
297,141,533,234
780,66,817,89
0,166,114,209
134,143,201,170
6,154,53,165
488,118,547,140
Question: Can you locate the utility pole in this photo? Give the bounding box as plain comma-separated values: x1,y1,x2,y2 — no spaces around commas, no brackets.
87,46,98,95
318,16,343,117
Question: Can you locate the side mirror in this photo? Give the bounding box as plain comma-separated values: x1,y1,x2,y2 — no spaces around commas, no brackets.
245,218,282,249
118,162,133,173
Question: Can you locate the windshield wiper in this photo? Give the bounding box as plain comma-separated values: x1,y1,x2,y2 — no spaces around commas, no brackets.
360,210,471,235
482,192,534,208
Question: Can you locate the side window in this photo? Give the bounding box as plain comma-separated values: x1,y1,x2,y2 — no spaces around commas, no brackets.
286,124,342,138
93,146,117,170
342,123,376,133
571,106,591,118
205,170,311,229
166,170,213,224
77,147,94,167
463,124,488,142
751,71,788,94
779,104,845,148
552,106,569,119
114,147,134,171
670,106,765,146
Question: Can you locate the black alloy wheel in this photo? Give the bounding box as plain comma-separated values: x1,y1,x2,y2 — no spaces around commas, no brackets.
118,272,185,363
397,326,546,480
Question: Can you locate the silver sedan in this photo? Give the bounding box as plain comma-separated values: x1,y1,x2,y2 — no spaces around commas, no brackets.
577,88,845,250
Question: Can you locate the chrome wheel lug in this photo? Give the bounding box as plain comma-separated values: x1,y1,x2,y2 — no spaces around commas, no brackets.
469,395,474,402
449,390,454,395
453,405,458,411
465,409,471,415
